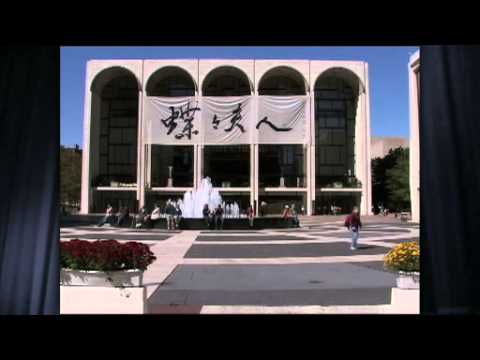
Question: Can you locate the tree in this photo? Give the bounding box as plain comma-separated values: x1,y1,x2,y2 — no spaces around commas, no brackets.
371,147,410,212
60,145,82,207
385,150,410,211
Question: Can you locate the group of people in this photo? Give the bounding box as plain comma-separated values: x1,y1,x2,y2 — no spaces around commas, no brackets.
133,201,182,230
97,204,130,227
373,203,390,216
97,201,182,230
96,201,362,250
202,203,255,229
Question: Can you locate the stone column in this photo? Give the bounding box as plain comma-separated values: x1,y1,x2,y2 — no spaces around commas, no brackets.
252,94,259,214
193,145,199,189
252,143,258,213
80,88,94,214
306,143,312,215
309,92,316,215
364,64,373,216
137,87,145,210
409,60,420,223
198,145,204,186
355,90,368,216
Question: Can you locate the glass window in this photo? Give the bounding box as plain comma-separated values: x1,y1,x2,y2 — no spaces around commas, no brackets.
203,145,250,187
259,145,305,187
95,75,138,186
314,75,357,188
151,145,194,187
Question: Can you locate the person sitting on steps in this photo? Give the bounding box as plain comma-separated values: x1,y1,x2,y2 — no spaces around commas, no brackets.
150,203,161,227
202,204,210,228
174,203,182,229
98,204,115,227
165,200,176,230
282,205,293,227
116,206,130,227
291,204,300,228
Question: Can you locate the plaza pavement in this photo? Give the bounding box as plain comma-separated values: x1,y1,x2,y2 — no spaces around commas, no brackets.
60,215,419,314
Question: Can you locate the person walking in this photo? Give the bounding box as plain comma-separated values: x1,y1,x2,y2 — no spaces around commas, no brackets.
344,206,362,250
214,204,224,230
246,204,254,228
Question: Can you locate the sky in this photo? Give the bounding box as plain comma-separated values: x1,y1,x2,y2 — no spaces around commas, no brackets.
60,46,418,147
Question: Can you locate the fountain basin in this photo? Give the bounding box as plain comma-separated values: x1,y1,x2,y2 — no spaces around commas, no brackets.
150,217,297,230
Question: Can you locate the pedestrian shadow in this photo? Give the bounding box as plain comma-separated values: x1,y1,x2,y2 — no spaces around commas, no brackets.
357,245,376,250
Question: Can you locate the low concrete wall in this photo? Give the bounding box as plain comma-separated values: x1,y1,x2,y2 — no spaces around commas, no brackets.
60,286,146,314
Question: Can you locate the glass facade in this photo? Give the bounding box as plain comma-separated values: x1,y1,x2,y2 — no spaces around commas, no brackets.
95,76,138,187
203,145,250,187
92,190,137,213
314,76,357,188
259,145,305,187
202,66,251,96
150,145,194,187
146,66,195,97
258,66,306,96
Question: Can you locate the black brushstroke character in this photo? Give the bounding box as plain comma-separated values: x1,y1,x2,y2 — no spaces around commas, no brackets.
212,103,245,133
175,102,200,139
256,117,292,132
161,106,180,135
160,102,200,140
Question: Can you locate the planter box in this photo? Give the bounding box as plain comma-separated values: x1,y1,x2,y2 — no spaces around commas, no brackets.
389,288,419,314
60,269,143,287
61,286,146,314
396,271,420,289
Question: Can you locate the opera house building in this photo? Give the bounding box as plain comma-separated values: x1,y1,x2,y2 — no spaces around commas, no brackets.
80,59,372,215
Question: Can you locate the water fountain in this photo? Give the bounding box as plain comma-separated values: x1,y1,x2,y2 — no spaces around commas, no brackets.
149,177,294,229
178,177,240,219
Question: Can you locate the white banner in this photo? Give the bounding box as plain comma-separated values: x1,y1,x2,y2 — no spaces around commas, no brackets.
256,96,307,144
144,97,201,144
201,96,253,145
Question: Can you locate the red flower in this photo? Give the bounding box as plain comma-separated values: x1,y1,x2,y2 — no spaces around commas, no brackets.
60,239,156,271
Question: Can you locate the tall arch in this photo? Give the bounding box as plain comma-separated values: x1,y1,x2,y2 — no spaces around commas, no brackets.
258,66,307,95
146,66,197,96
313,67,363,213
90,66,141,93
89,67,140,212
202,66,252,96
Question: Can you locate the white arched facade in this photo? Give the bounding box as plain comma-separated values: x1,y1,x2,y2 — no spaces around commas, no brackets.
81,59,372,215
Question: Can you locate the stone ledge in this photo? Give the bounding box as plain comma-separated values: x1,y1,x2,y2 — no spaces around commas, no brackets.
60,286,146,314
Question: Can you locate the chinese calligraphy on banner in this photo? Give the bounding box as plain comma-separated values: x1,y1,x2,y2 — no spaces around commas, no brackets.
144,97,201,144
143,95,308,145
201,96,253,144
256,96,307,144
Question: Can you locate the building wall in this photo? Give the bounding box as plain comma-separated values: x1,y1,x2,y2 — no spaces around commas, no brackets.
409,51,420,223
371,137,408,159
81,59,372,215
